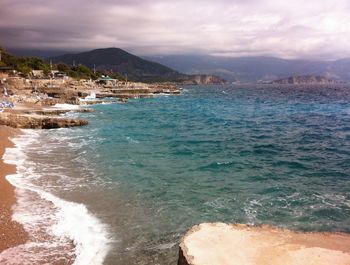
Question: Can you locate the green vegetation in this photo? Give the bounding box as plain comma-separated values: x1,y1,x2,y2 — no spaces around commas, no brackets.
0,47,50,76
0,47,125,80
58,63,96,79
103,71,125,81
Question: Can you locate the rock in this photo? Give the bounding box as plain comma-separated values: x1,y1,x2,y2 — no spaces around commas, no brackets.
11,108,94,116
178,223,350,265
118,98,128,103
0,113,88,129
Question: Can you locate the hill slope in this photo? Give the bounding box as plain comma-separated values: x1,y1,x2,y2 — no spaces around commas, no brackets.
49,48,181,82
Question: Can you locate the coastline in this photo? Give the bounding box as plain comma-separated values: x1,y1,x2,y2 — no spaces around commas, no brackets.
0,85,349,264
0,122,110,264
0,125,28,252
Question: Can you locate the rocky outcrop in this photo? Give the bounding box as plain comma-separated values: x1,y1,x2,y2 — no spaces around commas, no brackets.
272,75,339,84
6,76,182,106
10,108,94,116
178,223,350,265
34,80,181,102
0,113,88,129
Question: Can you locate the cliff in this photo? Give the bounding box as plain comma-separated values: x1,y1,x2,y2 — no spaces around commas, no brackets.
178,223,350,265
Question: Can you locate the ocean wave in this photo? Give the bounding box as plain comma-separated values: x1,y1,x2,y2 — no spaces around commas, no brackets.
2,130,111,265
143,242,176,251
126,136,140,144
53,103,81,110
197,160,236,171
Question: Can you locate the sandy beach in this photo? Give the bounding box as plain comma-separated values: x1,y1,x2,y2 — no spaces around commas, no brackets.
0,125,28,252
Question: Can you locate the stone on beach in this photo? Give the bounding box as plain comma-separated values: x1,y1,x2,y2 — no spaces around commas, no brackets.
178,223,350,265
0,112,88,129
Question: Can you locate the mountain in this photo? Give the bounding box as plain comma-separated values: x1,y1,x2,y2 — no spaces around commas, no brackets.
146,55,350,83
48,48,227,84
49,48,183,82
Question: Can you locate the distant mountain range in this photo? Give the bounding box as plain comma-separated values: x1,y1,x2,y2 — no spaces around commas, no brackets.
146,55,350,83
10,47,350,84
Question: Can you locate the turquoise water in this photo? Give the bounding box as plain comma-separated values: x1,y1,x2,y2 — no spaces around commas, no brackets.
18,85,350,264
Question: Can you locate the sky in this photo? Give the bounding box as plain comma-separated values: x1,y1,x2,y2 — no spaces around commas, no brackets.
1,0,350,59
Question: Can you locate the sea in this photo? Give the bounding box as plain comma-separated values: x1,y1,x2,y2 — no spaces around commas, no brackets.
1,85,350,265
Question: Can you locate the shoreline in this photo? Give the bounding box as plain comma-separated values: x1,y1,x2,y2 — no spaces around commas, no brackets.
1,87,350,264
0,122,110,264
0,125,28,252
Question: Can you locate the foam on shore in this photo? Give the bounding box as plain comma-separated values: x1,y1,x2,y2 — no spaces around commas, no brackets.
2,130,111,265
53,103,81,109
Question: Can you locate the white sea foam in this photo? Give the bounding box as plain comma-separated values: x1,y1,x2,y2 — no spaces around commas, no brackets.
143,242,176,251
1,130,111,265
126,136,140,144
52,103,81,109
243,199,262,225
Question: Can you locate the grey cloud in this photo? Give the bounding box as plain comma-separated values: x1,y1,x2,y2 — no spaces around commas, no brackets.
1,0,350,59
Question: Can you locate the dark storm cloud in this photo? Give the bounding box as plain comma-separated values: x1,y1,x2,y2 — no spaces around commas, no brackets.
1,0,350,59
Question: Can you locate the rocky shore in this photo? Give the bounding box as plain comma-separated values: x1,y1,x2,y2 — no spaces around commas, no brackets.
0,77,181,129
0,112,88,129
5,77,180,103
178,223,350,265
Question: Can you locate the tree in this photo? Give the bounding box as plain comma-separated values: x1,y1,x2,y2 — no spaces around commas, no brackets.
17,65,31,77
57,63,69,72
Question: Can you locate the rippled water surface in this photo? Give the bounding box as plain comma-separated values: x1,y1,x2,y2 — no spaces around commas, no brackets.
16,85,350,264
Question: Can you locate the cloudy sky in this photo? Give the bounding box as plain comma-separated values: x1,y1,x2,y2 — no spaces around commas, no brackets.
1,0,350,59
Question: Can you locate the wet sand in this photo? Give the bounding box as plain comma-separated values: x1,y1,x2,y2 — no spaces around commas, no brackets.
0,125,28,252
